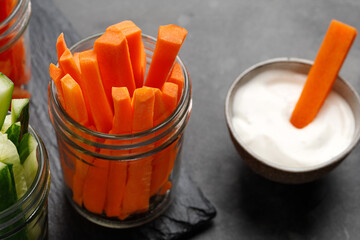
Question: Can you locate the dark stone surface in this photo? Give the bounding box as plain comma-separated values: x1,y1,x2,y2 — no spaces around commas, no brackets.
30,0,360,239
27,0,216,239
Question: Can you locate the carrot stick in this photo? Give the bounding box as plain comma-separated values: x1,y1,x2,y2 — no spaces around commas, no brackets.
122,88,154,215
132,88,155,131
0,0,15,22
59,49,81,82
79,50,113,133
72,125,96,206
151,88,171,127
106,20,135,31
164,141,178,187
144,24,187,89
59,48,94,126
49,63,65,107
0,59,11,77
162,82,178,114
10,38,28,86
140,42,146,87
290,20,357,128
104,87,132,218
72,158,92,206
150,147,173,196
94,30,136,104
167,62,184,102
73,52,81,71
150,84,178,196
160,181,172,195
82,158,109,214
107,21,144,88
58,140,75,191
60,74,89,126
12,86,31,99
78,51,115,213
111,87,133,134
56,33,68,63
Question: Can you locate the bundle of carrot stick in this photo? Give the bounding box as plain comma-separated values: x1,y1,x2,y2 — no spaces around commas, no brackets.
0,0,31,98
49,20,187,219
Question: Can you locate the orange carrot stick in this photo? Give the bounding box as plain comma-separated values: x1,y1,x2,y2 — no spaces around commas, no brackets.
150,84,178,196
167,62,184,102
0,0,15,23
10,38,29,86
59,48,94,126
104,87,132,218
111,87,133,134
73,52,81,71
160,181,172,195
82,158,109,214
79,50,113,133
94,30,136,104
56,33,68,63
144,24,187,89
122,88,154,215
132,88,155,131
152,88,170,127
58,140,75,190
107,21,144,88
59,49,81,82
12,86,31,99
60,74,89,126
49,63,65,107
140,42,146,86
72,125,96,206
290,20,357,128
162,82,178,114
106,20,135,31
72,158,92,206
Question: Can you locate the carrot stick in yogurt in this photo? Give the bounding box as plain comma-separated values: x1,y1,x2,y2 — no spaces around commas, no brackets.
290,20,357,129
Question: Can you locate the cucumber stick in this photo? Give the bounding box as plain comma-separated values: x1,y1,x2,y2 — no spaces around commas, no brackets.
0,73,14,130
11,98,29,140
0,133,28,199
23,150,38,188
0,115,12,133
5,123,21,149
19,133,38,165
0,162,17,211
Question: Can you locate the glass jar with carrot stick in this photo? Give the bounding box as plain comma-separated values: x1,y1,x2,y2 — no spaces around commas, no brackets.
48,21,192,228
0,0,32,98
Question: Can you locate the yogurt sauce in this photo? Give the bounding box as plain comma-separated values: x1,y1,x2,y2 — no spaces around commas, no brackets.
232,69,355,168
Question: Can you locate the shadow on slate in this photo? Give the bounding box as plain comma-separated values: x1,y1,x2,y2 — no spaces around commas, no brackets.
28,0,216,239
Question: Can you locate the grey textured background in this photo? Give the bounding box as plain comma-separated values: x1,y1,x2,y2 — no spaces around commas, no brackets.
50,1,360,239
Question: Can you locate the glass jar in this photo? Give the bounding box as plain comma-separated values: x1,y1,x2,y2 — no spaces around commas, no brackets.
48,33,192,228
0,125,51,239
0,0,32,90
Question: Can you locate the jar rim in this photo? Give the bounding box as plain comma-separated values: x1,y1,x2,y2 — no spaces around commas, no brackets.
0,124,50,229
49,33,192,142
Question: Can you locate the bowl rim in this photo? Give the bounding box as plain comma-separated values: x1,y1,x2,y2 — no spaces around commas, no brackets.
225,57,360,173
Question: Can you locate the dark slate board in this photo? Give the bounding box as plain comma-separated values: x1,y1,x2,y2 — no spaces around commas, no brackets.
27,0,216,239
